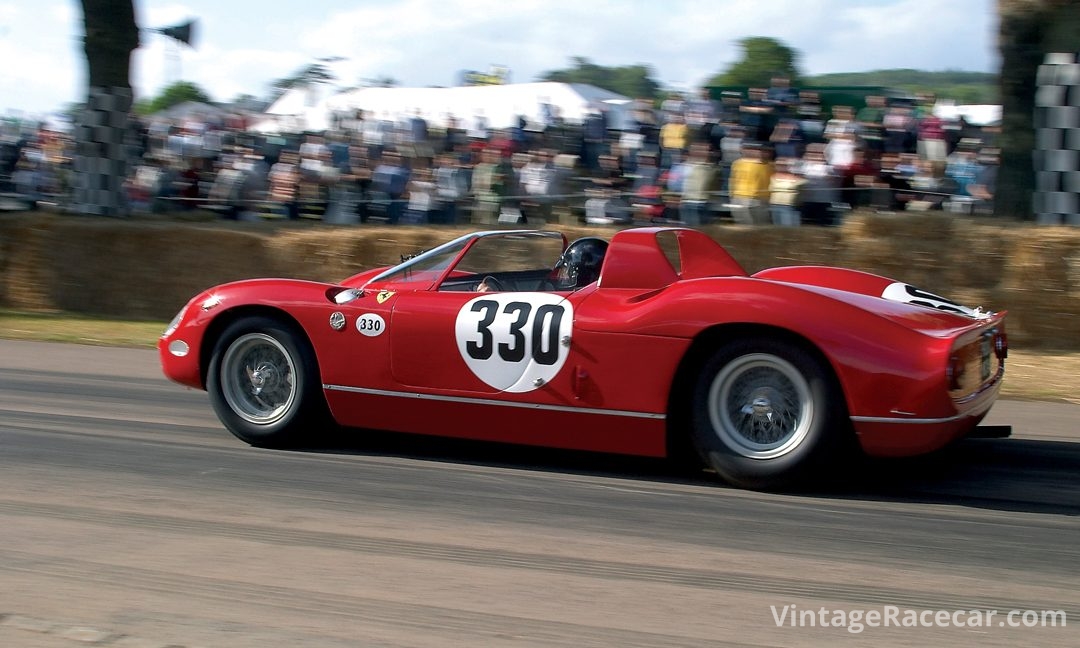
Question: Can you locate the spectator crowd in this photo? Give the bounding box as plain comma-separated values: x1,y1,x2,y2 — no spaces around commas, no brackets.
1,77,1003,227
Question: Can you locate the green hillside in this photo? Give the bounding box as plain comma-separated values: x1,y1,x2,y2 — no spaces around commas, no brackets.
804,69,998,104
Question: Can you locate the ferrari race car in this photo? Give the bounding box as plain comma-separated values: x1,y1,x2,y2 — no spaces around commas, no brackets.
160,227,1008,489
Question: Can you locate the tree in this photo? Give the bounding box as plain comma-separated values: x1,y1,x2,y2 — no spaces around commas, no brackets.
134,81,212,115
538,57,661,99
269,61,339,100
74,0,139,216
360,75,400,88
706,37,803,88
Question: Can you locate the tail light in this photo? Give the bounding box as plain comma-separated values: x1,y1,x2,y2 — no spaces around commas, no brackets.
994,329,1008,359
946,354,965,391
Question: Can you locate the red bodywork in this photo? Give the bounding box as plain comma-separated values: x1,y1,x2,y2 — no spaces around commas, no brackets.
159,227,1007,459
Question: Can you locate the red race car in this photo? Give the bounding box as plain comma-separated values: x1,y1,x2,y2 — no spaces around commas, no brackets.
160,227,1008,489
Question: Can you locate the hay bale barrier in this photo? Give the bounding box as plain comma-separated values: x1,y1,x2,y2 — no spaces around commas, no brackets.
1,211,1078,349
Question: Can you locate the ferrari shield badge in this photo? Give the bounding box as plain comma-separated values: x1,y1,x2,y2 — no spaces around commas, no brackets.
454,293,573,393
376,290,395,304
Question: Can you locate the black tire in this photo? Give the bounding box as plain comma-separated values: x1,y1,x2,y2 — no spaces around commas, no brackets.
206,316,328,448
689,337,845,490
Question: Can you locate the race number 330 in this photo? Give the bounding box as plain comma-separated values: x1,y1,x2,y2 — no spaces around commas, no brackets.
455,293,573,392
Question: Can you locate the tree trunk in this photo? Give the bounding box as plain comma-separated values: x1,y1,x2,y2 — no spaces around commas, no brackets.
995,0,1080,220
73,0,139,216
994,1,1045,219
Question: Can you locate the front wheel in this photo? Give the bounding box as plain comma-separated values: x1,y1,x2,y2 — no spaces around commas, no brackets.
689,338,847,489
207,316,327,447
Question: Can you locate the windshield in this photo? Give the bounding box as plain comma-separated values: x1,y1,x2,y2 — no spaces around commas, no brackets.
363,234,474,289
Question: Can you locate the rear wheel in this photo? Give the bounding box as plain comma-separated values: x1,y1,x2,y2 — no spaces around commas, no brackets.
207,316,327,447
690,338,845,489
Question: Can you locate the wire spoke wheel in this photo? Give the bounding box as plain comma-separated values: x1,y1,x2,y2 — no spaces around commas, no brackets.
220,332,298,425
708,353,813,459
689,338,844,490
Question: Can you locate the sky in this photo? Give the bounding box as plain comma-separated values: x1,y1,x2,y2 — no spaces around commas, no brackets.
0,0,999,117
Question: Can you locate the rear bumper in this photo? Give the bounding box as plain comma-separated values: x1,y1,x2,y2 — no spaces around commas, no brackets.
851,373,1002,457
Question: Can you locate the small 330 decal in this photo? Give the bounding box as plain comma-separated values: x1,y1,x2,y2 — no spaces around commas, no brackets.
356,313,386,336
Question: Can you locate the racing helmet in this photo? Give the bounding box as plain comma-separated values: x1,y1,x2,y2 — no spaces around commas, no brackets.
553,237,608,289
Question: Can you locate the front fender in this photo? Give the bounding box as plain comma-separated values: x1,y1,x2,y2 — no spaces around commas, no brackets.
159,279,342,390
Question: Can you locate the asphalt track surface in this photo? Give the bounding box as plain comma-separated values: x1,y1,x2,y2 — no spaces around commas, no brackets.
0,339,1077,647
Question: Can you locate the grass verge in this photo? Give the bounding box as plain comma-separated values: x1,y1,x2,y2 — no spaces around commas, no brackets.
0,308,1076,404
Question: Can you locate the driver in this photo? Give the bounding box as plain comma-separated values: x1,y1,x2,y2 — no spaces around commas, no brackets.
551,237,608,290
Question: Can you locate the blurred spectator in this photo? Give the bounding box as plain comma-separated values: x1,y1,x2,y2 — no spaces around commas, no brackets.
520,148,558,223
585,153,631,224
342,143,374,223
660,92,687,122
770,117,805,160
824,121,857,171
679,142,717,225
433,153,468,224
361,111,390,160
125,155,165,213
799,143,840,226
841,148,881,210
796,91,825,144
769,157,805,226
403,166,436,224
897,159,954,211
966,148,998,214
718,124,745,189
659,112,688,170
581,104,608,174
717,91,743,127
916,97,947,162
824,105,857,142
442,114,467,154
297,135,333,219
299,133,330,169
945,140,982,198
12,152,43,205
883,102,916,154
728,142,773,225
467,110,490,145
501,151,531,222
685,88,718,143
766,76,798,109
268,150,301,219
470,147,509,224
629,152,664,222
207,153,247,219
855,95,887,154
739,88,776,142
371,150,410,224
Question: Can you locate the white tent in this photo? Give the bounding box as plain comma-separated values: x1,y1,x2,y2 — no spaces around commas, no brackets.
252,85,334,133
321,82,631,131
933,102,1002,126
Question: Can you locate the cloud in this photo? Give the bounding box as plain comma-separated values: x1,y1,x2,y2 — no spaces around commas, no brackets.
2,0,997,115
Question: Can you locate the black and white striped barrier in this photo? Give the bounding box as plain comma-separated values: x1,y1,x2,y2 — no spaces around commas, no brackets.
72,86,138,216
1034,52,1080,225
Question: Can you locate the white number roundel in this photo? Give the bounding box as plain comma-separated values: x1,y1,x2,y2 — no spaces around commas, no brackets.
356,313,386,336
455,293,573,393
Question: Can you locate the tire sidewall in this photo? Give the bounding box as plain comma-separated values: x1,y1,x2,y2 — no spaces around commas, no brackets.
690,338,841,489
207,316,321,447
